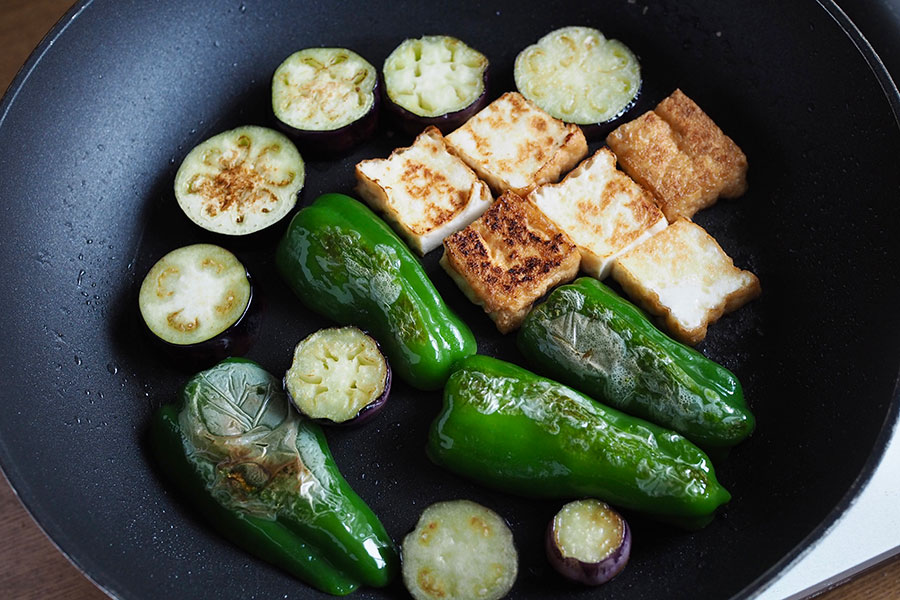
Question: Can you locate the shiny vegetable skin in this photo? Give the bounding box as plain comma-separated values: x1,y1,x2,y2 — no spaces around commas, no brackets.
276,193,477,390
427,355,731,528
518,278,755,449
149,358,398,594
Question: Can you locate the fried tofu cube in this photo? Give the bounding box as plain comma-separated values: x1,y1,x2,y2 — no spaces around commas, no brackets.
441,191,580,333
528,147,667,279
445,91,588,197
606,89,748,222
611,219,760,345
355,126,493,255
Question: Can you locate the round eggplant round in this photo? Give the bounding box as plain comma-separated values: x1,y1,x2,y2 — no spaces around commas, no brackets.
382,35,489,136
138,244,261,369
401,499,518,600
272,47,380,156
174,126,304,235
514,26,641,139
545,499,631,586
283,326,390,426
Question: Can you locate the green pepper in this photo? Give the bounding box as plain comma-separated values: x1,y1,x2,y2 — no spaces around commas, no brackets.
276,193,477,391
149,358,398,595
517,277,755,449
427,355,731,528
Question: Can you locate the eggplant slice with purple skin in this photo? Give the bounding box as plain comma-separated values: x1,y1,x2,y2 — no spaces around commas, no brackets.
284,327,391,426
138,244,261,368
174,126,305,236
546,499,631,586
272,47,380,156
514,26,641,139
382,35,489,136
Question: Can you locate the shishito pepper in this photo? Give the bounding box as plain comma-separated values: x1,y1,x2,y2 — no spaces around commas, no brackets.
427,355,731,528
517,277,755,449
149,358,398,595
276,193,476,390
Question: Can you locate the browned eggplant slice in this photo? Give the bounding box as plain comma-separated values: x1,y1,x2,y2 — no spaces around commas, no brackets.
272,47,380,155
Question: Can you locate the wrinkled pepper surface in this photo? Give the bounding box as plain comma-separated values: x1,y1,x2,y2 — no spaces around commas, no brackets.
149,358,398,595
428,355,731,528
517,278,755,449
276,193,476,390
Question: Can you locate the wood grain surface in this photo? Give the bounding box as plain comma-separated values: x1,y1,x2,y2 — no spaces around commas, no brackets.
0,1,897,599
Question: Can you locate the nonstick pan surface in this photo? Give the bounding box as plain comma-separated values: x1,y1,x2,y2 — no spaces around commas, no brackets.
1,1,899,598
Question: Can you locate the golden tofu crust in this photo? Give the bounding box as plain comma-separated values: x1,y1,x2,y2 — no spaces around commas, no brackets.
611,219,760,345
606,89,748,221
655,90,748,198
445,92,588,196
442,191,580,333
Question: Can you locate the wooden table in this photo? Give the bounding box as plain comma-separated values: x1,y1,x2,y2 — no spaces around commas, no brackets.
1,1,899,598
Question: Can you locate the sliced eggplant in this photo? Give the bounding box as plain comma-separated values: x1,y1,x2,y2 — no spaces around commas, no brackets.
514,26,641,138
174,126,304,235
272,47,379,155
383,35,489,135
138,244,260,366
402,500,518,600
546,499,631,586
284,327,390,425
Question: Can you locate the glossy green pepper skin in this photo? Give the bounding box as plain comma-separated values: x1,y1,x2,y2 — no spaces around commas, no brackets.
428,355,731,528
276,193,476,390
149,358,398,595
517,277,755,449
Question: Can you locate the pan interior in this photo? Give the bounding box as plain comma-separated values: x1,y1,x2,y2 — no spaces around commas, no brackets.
0,1,898,599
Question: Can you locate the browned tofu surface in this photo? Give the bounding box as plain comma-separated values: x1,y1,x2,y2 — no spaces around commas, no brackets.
441,191,580,333
445,92,588,196
528,147,667,279
606,89,748,221
355,126,492,255
611,219,760,345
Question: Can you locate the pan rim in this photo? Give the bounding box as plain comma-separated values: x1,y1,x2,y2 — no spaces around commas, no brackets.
734,2,900,596
0,1,898,599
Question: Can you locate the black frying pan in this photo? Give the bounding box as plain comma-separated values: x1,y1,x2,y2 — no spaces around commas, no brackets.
1,1,899,598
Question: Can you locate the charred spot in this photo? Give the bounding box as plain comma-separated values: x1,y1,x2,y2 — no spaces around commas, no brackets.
522,140,547,162
417,568,446,598
506,92,528,113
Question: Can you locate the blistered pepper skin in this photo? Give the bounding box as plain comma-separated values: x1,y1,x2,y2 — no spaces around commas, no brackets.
517,277,755,449
428,355,731,528
276,193,476,390
150,358,398,594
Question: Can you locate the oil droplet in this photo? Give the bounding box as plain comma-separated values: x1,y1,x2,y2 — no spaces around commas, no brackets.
107,362,119,375
74,355,82,366
77,269,85,286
